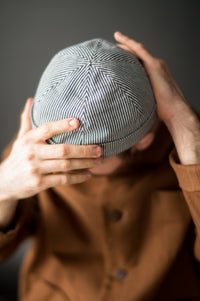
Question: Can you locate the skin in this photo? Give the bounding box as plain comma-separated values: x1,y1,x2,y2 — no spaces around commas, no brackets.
89,131,155,175
113,31,200,165
0,31,200,229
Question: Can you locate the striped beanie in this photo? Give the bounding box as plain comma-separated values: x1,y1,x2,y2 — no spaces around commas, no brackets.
31,38,157,158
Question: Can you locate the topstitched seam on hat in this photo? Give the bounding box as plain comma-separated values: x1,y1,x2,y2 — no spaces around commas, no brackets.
31,38,157,157
99,105,156,145
46,103,156,145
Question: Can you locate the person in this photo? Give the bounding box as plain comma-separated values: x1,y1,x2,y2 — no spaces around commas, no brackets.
0,31,200,301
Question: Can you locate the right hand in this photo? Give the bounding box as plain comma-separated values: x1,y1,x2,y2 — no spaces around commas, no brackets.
0,98,102,202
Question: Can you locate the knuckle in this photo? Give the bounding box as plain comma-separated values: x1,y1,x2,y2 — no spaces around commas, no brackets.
59,145,69,157
82,146,91,157
61,160,71,170
137,43,145,51
24,151,33,162
30,175,42,188
82,146,88,157
41,123,51,137
61,174,70,185
27,152,35,161
27,162,38,175
24,146,35,161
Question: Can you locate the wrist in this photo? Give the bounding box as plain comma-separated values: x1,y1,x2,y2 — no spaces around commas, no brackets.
0,191,18,203
0,197,19,231
0,164,18,203
174,144,200,165
166,112,200,165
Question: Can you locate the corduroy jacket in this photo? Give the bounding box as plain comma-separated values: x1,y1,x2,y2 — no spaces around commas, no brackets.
1,121,200,301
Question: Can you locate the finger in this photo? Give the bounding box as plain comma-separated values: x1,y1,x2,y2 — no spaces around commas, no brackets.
116,43,137,56
38,158,102,174
18,98,34,138
37,144,102,159
114,31,155,64
42,171,92,188
27,118,79,142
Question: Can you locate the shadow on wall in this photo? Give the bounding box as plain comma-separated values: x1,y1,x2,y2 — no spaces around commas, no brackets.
0,239,32,301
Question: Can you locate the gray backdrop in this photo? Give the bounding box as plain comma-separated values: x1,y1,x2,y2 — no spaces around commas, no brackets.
0,0,200,300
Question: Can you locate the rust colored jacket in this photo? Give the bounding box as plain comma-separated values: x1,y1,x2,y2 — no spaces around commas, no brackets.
1,121,200,301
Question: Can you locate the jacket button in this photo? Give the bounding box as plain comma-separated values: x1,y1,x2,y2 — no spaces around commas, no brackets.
115,269,127,280
109,209,122,222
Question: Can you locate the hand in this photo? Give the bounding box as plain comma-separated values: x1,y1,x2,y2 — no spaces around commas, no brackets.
0,98,102,202
114,31,200,165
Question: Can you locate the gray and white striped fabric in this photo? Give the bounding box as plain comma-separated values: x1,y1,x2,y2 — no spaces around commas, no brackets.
31,38,157,158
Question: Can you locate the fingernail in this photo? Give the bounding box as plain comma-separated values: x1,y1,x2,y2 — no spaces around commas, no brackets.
69,118,76,127
115,31,122,37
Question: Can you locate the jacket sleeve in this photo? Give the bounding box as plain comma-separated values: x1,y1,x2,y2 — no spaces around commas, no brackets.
0,197,39,263
0,138,40,263
169,148,200,263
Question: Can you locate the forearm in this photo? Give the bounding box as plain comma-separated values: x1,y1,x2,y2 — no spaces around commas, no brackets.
0,166,19,230
166,104,200,165
114,32,200,165
0,196,19,230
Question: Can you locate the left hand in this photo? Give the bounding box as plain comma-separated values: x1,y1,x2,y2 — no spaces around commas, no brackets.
114,31,200,165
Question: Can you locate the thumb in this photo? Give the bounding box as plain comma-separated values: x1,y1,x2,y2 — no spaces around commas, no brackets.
18,98,34,138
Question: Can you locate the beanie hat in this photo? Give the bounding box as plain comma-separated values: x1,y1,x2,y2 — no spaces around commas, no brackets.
31,38,157,158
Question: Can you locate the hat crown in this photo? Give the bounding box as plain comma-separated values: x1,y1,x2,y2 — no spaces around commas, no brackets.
31,38,157,157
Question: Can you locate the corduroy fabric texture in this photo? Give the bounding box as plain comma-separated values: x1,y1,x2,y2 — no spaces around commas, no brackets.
31,38,157,158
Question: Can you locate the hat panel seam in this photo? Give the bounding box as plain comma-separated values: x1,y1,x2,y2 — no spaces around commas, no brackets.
31,38,157,158
85,68,119,144
95,66,144,116
57,49,138,65
96,63,145,104
56,39,136,65
99,103,157,145
34,62,86,103
93,52,140,65
56,46,92,61
46,103,156,146
56,38,104,62
31,64,87,131
81,40,100,144
95,63,156,128
85,66,139,143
